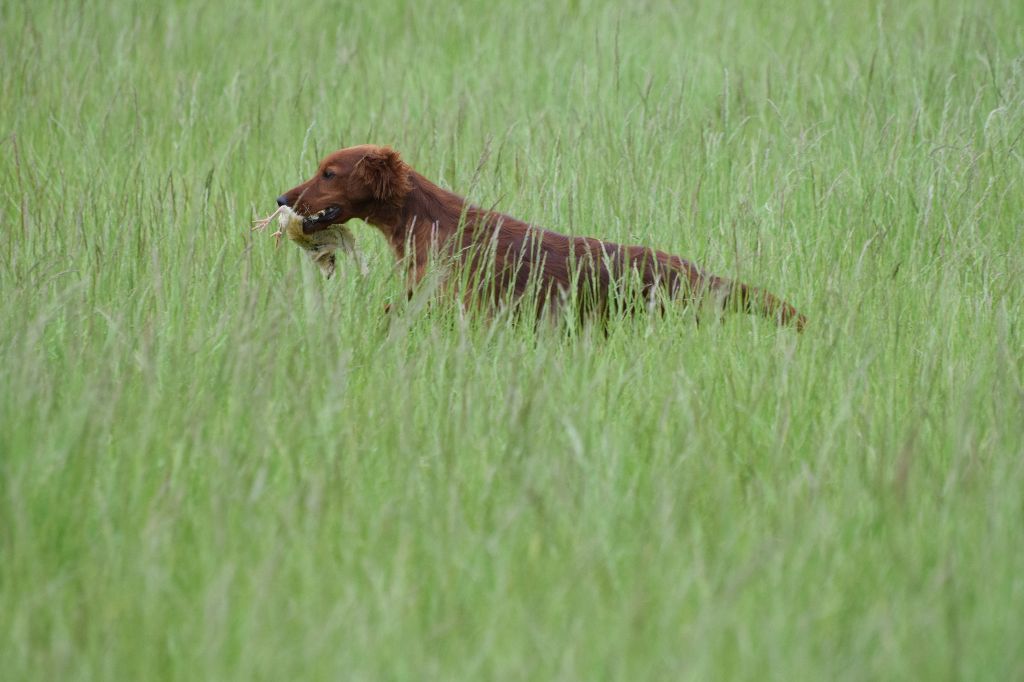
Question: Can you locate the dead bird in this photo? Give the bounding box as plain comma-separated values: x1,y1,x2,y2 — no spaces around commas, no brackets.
252,205,368,279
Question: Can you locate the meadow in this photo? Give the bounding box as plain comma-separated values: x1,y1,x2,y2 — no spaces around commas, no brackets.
2,0,1023,679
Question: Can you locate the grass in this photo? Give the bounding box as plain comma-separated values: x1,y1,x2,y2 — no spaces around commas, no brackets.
2,0,1023,679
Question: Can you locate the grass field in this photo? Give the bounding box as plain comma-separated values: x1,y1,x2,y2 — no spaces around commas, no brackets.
2,0,1023,679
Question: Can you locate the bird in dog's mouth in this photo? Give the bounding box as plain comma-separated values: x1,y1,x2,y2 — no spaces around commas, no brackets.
301,206,342,231
252,205,367,279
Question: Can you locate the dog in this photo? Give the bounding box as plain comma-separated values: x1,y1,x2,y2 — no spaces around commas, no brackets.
275,144,806,330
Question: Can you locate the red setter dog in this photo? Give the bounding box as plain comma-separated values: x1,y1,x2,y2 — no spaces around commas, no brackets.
275,144,806,330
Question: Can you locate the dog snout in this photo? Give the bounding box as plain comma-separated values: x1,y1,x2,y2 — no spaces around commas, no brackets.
276,195,290,207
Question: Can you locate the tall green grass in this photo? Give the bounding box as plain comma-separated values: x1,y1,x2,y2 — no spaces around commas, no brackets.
2,0,1023,678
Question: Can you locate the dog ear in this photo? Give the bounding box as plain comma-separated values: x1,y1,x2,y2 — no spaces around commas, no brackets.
356,147,411,203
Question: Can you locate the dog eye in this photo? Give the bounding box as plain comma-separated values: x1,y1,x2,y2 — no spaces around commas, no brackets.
322,170,336,180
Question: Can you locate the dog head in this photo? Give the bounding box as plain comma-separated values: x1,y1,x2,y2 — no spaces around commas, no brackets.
276,145,411,233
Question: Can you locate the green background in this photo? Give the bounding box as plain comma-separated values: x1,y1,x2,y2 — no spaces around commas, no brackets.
2,0,1023,679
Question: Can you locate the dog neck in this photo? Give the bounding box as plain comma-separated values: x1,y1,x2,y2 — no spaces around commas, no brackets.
364,171,475,263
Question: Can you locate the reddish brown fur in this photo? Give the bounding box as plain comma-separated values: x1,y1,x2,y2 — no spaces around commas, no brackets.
278,144,806,330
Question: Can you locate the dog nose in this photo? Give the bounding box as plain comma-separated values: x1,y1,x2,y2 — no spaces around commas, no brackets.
276,195,289,207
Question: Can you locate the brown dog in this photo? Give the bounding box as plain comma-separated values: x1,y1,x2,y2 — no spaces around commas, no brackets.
275,144,806,330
